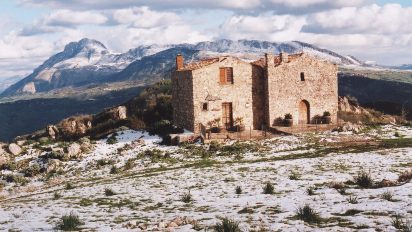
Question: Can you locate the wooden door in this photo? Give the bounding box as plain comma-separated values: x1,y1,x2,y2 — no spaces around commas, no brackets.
298,100,310,124
222,102,233,129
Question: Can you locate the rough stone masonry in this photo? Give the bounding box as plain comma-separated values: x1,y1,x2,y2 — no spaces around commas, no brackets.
171,53,338,133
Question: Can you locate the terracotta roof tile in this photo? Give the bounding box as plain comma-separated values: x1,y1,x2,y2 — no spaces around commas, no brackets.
180,57,219,71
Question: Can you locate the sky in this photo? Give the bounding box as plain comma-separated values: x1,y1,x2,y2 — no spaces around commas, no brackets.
0,0,411,79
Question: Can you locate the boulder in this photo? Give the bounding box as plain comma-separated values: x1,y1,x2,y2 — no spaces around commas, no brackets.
16,140,26,146
66,143,81,158
0,154,9,166
8,143,22,155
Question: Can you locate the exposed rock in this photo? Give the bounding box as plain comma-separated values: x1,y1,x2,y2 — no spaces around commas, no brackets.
47,125,59,139
0,154,9,166
8,143,22,155
46,159,62,173
338,96,368,114
158,222,167,228
167,222,178,228
59,115,93,139
16,140,26,146
137,223,147,230
131,139,145,147
66,143,81,158
336,122,363,133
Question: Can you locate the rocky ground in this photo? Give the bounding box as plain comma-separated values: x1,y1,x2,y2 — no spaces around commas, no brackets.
0,124,411,231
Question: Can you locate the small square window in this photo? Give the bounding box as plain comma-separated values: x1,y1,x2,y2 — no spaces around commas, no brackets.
300,72,305,81
202,102,208,111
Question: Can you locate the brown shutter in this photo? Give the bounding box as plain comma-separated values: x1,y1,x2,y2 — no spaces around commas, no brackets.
219,68,226,84
226,67,233,84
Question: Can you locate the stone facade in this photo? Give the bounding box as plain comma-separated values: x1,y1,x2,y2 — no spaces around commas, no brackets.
172,53,338,133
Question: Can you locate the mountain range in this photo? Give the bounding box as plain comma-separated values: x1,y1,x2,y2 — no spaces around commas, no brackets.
0,38,369,98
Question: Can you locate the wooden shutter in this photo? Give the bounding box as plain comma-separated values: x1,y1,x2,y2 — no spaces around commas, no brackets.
219,68,226,84
226,67,233,84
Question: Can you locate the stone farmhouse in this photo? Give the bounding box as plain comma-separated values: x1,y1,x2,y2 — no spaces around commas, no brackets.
171,52,338,134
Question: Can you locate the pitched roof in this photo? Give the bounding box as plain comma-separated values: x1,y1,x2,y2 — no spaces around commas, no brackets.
180,57,219,71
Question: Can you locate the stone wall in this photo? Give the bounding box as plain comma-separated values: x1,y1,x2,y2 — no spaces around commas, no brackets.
266,54,338,126
191,57,254,133
171,70,195,131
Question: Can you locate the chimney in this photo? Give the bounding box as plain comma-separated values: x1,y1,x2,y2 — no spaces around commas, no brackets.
265,53,274,67
280,52,289,63
176,54,184,70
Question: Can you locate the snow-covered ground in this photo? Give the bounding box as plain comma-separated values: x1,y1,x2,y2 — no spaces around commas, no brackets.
0,125,411,231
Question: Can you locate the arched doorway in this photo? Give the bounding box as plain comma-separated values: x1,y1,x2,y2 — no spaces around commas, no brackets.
298,100,310,124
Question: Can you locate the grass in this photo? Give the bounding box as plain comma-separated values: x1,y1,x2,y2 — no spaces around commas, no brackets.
53,192,62,200
354,171,374,188
296,204,321,223
65,182,74,190
263,182,275,194
55,212,84,231
289,171,300,180
181,192,192,203
306,186,315,196
214,217,241,232
398,170,412,182
104,188,117,196
110,165,120,174
392,214,412,232
106,134,118,144
381,191,394,201
347,195,358,204
235,186,242,195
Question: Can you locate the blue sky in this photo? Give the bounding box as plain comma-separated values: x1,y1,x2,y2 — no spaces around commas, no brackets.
0,0,411,79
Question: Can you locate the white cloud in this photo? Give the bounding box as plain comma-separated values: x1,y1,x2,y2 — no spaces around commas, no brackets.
20,9,107,36
304,4,412,34
112,7,181,28
18,0,366,13
219,14,306,41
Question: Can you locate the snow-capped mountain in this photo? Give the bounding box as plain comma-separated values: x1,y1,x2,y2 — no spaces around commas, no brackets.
1,38,367,97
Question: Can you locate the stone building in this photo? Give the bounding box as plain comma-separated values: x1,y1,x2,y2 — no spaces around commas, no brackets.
171,52,338,133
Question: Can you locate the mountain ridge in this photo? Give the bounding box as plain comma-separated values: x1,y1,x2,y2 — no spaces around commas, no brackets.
1,38,369,97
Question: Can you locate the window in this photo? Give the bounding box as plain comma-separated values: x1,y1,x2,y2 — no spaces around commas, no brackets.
300,72,305,81
202,102,208,111
219,67,234,84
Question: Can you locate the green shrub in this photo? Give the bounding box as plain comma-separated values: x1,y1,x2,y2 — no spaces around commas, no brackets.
0,161,17,171
296,204,321,223
123,159,135,170
96,159,114,167
214,217,241,232
289,171,300,180
24,164,41,177
5,175,28,185
263,183,274,194
354,171,374,188
55,212,84,231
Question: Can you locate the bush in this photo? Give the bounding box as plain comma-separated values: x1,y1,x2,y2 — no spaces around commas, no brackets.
96,159,114,167
110,165,120,174
289,171,300,180
284,113,293,119
106,134,118,144
263,183,274,194
181,192,192,203
123,159,135,170
323,111,331,117
347,195,358,204
235,186,242,195
55,212,84,231
5,175,28,185
24,164,41,177
306,186,315,196
53,192,62,200
354,171,374,188
0,161,17,171
104,188,117,196
381,191,394,201
296,204,321,223
391,214,411,231
65,182,74,190
214,217,241,232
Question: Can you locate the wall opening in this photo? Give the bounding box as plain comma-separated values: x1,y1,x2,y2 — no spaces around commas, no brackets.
300,72,305,81
202,102,208,111
298,100,310,124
